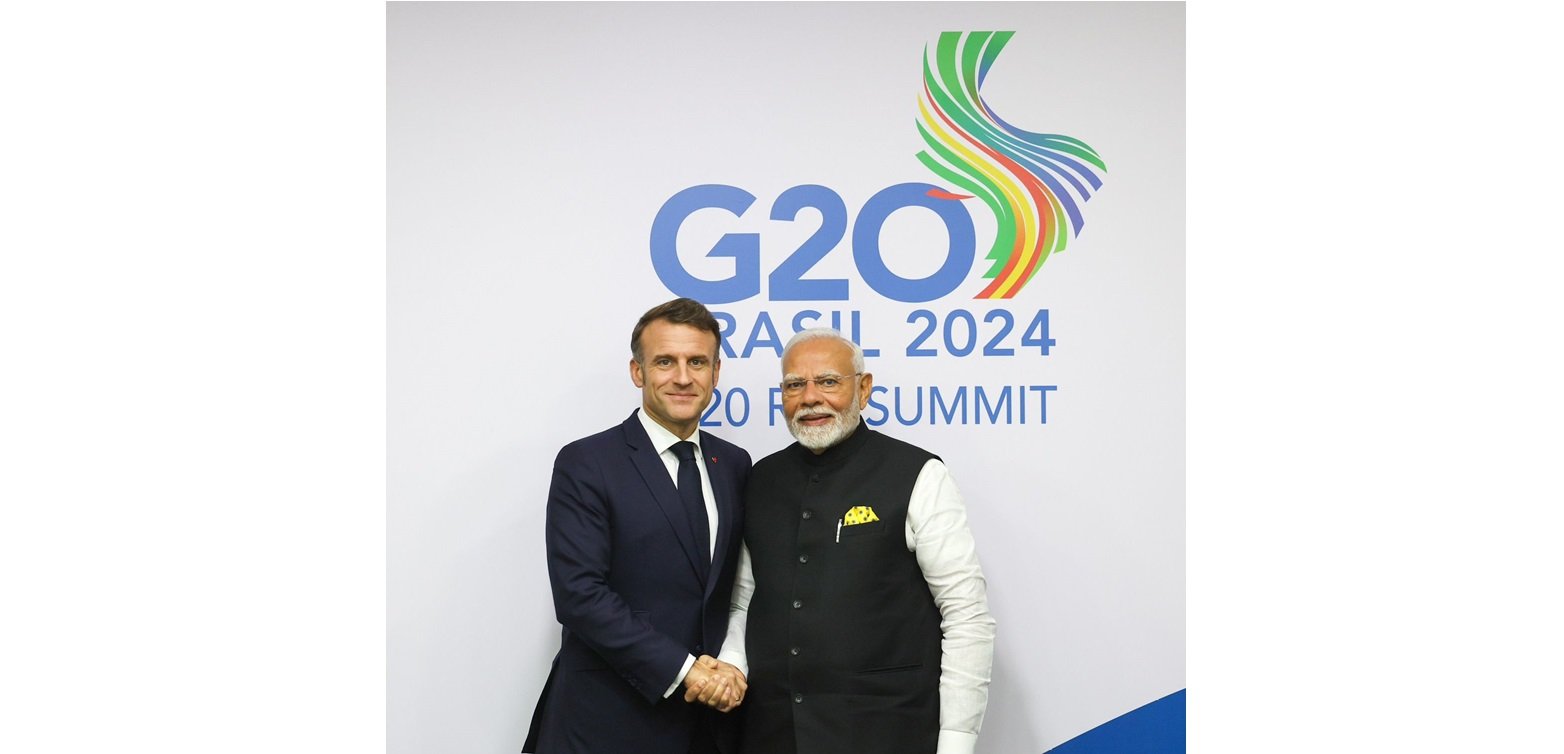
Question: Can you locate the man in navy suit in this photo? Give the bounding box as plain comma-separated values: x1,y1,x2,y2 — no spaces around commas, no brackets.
524,298,751,754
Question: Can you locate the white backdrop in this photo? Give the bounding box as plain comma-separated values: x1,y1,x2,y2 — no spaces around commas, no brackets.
389,3,1183,752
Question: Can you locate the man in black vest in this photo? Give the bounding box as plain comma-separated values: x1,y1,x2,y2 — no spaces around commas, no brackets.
701,327,995,754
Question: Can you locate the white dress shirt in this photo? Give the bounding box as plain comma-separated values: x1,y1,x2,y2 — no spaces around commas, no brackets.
718,458,995,754
634,409,719,699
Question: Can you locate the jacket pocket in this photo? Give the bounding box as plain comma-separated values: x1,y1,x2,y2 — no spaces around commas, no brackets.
838,519,886,539
854,662,922,676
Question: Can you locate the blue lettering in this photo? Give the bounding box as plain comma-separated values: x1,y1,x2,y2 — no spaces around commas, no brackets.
712,311,737,359
1030,385,1056,424
864,385,888,426
791,309,822,332
853,183,976,303
724,387,751,426
975,385,1011,424
767,387,784,426
892,386,924,425
930,385,967,424
768,185,849,300
650,184,760,304
741,312,783,359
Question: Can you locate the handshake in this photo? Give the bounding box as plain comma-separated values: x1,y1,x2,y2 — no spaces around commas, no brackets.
682,654,747,712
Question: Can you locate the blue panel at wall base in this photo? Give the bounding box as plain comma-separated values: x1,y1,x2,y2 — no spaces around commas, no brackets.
1042,689,1186,754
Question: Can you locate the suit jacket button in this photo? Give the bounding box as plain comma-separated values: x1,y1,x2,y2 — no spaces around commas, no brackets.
793,693,804,703
792,600,803,609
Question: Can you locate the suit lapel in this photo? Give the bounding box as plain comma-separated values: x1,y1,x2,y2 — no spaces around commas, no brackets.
621,413,706,582
700,432,734,599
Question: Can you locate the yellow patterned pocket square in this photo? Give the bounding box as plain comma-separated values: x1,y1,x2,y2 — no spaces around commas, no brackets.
843,505,880,525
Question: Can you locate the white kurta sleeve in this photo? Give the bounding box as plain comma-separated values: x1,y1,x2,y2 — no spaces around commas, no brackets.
906,459,995,752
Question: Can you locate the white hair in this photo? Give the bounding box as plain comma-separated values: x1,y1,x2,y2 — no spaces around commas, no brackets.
781,327,865,375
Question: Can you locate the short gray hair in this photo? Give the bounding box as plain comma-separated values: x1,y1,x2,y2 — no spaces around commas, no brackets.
781,327,865,375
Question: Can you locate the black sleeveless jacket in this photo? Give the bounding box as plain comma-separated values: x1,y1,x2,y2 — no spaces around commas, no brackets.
740,424,942,754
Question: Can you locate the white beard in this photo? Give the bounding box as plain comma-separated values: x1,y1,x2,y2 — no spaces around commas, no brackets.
787,393,861,451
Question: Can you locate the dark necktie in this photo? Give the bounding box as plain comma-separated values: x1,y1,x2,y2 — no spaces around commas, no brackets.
672,441,711,579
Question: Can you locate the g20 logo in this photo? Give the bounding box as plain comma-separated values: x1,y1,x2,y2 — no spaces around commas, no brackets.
650,30,1106,305
650,182,974,304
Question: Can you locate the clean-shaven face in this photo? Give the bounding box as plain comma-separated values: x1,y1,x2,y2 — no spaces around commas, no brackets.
630,320,720,439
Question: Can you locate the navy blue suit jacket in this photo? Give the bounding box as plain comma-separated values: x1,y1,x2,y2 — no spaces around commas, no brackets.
524,411,750,754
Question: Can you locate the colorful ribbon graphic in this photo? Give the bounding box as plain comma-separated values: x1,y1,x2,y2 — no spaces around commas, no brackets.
916,31,1106,299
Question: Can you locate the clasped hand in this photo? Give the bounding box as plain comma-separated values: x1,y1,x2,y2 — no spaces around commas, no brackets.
682,654,747,712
